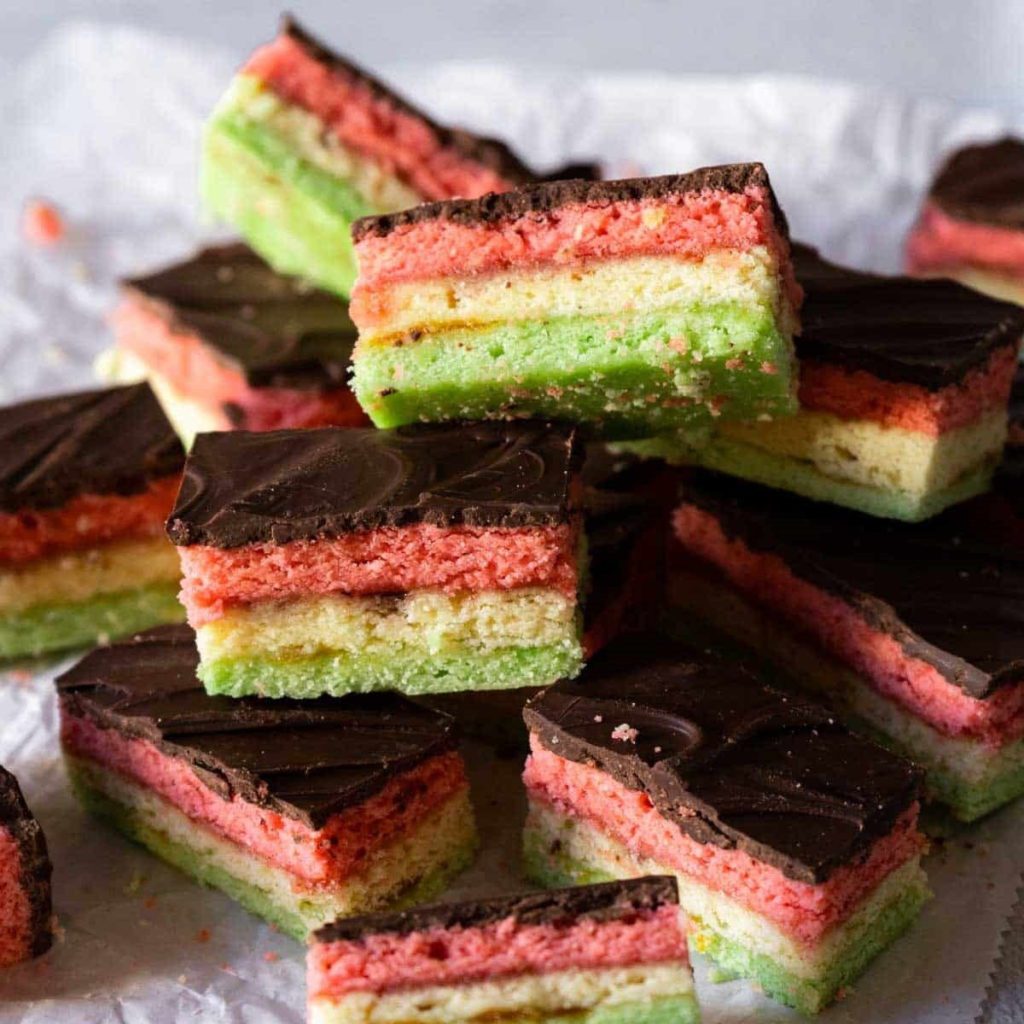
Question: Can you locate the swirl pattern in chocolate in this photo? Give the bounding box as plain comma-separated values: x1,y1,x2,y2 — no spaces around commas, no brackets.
315,876,678,944
167,421,581,548
0,766,53,959
0,383,184,513
524,634,921,884
928,137,1024,229
793,244,1024,388
683,472,1024,698
123,243,358,391
56,625,459,828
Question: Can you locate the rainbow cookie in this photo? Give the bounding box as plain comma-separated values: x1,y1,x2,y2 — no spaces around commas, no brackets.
522,635,929,1015
907,137,1024,306
633,245,1024,521
672,473,1024,823
0,384,185,660
202,17,534,296
349,167,801,439
56,625,476,940
106,244,366,445
0,767,53,967
308,878,698,1024
168,422,585,699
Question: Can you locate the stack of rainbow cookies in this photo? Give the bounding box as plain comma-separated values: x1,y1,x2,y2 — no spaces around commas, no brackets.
7,14,1024,1023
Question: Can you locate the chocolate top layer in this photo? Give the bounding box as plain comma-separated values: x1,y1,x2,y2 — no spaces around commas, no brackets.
793,244,1024,388
55,625,458,829
314,875,678,943
0,383,184,513
683,473,1024,698
0,766,53,959
167,421,581,548
928,137,1024,229
282,17,535,190
352,163,783,241
123,243,358,391
524,634,921,884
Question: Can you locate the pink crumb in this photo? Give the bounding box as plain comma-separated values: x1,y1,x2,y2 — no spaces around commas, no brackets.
673,504,1024,746
0,826,34,967
611,724,639,743
308,904,687,998
178,522,580,626
350,187,802,317
264,951,280,963
523,741,924,948
244,33,520,203
22,200,65,246
799,343,1020,436
907,202,1024,280
61,714,467,884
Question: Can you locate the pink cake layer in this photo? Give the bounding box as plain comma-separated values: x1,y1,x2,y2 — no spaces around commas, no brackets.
907,203,1024,279
179,523,579,627
62,713,465,884
0,477,180,565
113,301,367,433
244,33,518,202
309,903,686,998
350,186,801,309
673,504,1024,746
0,827,33,967
799,343,1019,435
524,742,923,948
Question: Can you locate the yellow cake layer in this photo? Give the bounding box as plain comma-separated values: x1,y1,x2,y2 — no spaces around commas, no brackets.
310,962,695,1024
358,247,790,342
526,799,927,980
69,752,476,931
198,588,578,662
718,406,1007,496
0,538,180,614
224,75,423,214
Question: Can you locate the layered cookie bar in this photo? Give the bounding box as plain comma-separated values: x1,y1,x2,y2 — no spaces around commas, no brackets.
634,245,1023,520
308,878,698,1024
349,166,801,438
907,137,1024,305
203,16,534,295
168,422,585,698
672,474,1024,822
0,384,185,660
522,635,929,1014
107,244,366,445
57,625,476,939
0,767,53,966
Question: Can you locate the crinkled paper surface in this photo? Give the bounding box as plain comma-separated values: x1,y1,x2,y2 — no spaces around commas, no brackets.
0,21,1022,1024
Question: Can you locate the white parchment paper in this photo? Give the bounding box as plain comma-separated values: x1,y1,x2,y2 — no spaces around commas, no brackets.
0,21,1022,1024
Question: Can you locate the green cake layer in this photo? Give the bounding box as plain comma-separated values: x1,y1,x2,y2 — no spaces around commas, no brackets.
69,764,477,942
199,641,583,699
523,820,929,1016
353,303,796,439
0,583,184,661
627,431,994,521
202,115,364,297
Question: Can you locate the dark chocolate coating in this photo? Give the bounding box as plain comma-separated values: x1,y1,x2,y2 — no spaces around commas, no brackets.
352,163,786,241
167,421,581,548
681,472,1024,699
928,137,1024,229
793,244,1024,389
314,875,678,943
0,766,53,959
282,17,535,189
123,243,357,391
55,625,459,829
524,634,921,884
0,383,184,513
